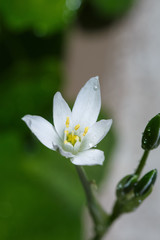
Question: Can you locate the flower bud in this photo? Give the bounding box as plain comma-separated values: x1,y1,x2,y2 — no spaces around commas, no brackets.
134,169,157,197
142,113,160,150
116,174,138,199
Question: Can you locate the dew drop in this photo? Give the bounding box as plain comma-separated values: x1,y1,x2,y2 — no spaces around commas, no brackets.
93,85,98,91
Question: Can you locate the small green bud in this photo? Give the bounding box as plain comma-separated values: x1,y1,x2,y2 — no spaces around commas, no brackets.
134,169,157,197
116,174,138,199
142,113,160,150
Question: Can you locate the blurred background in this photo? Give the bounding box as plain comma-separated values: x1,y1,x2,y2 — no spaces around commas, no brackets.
0,0,160,239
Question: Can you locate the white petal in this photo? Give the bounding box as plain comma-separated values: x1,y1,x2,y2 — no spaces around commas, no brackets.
71,149,104,166
72,76,101,128
58,145,75,158
22,115,61,150
80,119,112,151
62,141,74,154
53,92,71,139
72,140,81,155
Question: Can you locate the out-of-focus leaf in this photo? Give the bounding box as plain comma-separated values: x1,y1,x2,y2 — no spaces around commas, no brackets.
0,58,61,132
77,0,135,30
92,0,135,18
0,0,77,35
0,132,83,240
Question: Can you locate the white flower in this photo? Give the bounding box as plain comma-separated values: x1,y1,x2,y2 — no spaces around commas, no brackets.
22,76,112,166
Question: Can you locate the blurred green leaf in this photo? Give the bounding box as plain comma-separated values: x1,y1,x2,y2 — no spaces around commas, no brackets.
91,0,135,18
0,0,77,35
0,132,83,240
0,58,61,132
77,0,135,30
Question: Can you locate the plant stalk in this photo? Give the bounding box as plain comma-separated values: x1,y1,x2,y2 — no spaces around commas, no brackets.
135,150,150,177
75,166,108,239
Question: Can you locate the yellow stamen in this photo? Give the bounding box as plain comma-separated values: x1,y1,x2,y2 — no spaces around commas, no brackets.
83,127,89,136
67,132,79,146
64,140,68,144
64,130,69,134
74,124,80,131
66,117,70,128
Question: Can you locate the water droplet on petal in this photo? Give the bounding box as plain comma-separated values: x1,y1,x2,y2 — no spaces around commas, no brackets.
93,85,98,91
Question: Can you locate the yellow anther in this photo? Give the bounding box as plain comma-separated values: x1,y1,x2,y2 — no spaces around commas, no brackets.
64,140,68,144
64,130,69,134
74,124,80,131
66,117,70,128
83,127,89,136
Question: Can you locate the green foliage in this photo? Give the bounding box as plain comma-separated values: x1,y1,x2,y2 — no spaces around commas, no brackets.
0,132,83,240
0,0,76,35
0,58,61,132
77,0,135,31
91,0,135,18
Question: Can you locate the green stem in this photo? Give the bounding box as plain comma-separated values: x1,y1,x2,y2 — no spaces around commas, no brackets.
75,166,108,239
135,150,150,177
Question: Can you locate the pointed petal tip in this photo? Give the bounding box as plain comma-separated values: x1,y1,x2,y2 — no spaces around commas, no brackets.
89,76,100,90
53,91,61,100
94,76,99,80
21,115,27,121
89,76,99,83
21,115,32,125
105,119,113,130
108,119,113,127
22,115,61,150
21,116,25,121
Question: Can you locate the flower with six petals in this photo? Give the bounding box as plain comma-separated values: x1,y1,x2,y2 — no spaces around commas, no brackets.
22,77,112,166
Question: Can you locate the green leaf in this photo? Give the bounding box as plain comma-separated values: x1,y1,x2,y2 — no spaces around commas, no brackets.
91,0,135,18
0,132,83,240
0,0,76,34
0,58,61,132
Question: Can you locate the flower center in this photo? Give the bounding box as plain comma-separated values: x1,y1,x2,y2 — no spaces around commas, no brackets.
64,117,89,146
